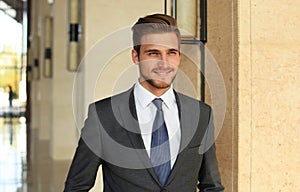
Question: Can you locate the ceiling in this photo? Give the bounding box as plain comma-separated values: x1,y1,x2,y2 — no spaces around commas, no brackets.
0,0,25,23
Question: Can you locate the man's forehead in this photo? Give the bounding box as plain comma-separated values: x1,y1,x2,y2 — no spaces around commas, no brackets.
140,32,179,49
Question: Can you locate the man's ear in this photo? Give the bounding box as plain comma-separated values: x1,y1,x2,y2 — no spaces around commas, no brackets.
131,49,139,65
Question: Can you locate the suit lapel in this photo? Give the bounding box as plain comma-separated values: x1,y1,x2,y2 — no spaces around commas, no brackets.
117,88,160,184
117,88,201,186
166,92,201,184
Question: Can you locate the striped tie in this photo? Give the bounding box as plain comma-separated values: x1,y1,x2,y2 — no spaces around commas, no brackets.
150,98,171,186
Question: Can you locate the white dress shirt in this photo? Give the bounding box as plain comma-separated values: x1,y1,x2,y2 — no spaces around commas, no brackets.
134,82,181,168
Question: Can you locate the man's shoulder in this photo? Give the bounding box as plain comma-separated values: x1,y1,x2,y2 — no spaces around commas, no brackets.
92,88,133,108
175,91,211,112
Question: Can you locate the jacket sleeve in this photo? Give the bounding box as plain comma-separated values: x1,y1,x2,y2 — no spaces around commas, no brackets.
197,107,224,192
64,104,103,191
197,144,224,191
64,138,102,191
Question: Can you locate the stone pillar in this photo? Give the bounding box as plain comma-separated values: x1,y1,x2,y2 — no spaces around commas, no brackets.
238,0,252,190
206,0,239,191
205,0,300,191
50,0,77,160
38,0,52,142
29,0,40,133
238,0,300,191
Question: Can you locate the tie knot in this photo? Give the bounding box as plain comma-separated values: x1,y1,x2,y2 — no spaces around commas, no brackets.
152,98,163,110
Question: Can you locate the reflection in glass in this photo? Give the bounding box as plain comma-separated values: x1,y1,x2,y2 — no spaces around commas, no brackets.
0,117,27,192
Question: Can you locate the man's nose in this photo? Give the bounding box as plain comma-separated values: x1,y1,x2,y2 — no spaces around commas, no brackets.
158,54,168,66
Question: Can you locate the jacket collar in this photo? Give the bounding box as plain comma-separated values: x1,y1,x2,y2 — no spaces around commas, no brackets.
119,87,201,186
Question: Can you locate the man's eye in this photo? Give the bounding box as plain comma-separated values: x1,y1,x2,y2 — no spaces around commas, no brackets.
169,51,178,55
149,52,159,56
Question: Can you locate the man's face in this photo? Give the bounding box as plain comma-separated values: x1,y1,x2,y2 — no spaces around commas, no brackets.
132,32,180,94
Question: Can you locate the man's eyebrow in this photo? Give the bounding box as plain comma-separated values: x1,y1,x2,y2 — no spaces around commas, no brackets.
143,49,160,53
143,48,179,53
168,48,179,52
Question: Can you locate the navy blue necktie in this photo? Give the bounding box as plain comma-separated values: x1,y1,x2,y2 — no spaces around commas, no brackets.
150,98,171,186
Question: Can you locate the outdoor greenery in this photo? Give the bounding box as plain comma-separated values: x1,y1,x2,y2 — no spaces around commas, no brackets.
0,45,22,98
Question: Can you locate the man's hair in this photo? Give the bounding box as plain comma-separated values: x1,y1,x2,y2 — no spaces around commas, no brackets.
131,14,181,56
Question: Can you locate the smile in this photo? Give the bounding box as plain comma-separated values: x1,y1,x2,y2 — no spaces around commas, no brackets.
153,70,173,77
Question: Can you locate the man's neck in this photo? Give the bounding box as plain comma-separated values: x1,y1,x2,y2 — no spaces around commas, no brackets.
139,81,171,97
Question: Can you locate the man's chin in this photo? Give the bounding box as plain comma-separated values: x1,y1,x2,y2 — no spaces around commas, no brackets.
147,79,171,89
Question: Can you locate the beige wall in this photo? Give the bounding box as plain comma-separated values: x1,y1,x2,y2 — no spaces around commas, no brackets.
38,0,52,141
29,0,78,160
81,1,164,191
29,0,40,132
83,0,164,104
206,0,238,191
51,0,78,160
238,0,300,191
205,0,300,191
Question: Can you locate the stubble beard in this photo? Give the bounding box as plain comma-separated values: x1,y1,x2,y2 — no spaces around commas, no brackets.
146,79,170,89
139,63,178,91
142,73,177,90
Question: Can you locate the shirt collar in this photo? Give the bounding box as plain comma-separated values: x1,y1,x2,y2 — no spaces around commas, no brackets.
134,81,176,109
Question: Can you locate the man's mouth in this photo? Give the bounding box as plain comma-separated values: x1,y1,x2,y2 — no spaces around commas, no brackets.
153,69,173,77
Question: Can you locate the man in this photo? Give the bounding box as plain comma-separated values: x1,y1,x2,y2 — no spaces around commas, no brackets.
7,85,13,107
64,14,224,192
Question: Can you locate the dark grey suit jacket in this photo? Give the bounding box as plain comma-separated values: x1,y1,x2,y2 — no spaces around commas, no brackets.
64,88,224,192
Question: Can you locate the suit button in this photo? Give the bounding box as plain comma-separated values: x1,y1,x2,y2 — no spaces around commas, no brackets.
161,189,168,192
